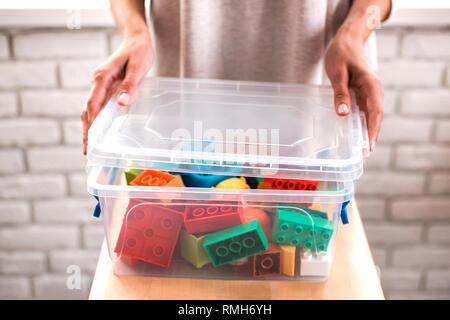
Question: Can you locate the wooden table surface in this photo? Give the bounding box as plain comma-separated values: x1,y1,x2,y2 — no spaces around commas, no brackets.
89,199,384,300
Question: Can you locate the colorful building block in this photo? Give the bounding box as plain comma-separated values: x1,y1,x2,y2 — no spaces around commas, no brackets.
258,178,318,191
114,199,185,268
214,177,250,189
124,168,143,185
253,243,281,278
280,244,296,277
130,170,184,188
272,207,334,252
179,229,211,268
276,204,328,220
239,207,272,240
299,249,331,278
176,172,232,188
203,220,268,267
184,201,242,234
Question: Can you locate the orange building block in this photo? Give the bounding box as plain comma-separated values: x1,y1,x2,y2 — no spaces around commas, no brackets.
253,243,281,278
239,207,272,240
130,170,184,188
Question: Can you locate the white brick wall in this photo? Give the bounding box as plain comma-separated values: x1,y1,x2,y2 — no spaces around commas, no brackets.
13,31,108,59
358,25,450,300
0,24,449,300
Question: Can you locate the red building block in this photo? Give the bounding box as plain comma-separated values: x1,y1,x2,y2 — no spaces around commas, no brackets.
253,243,281,278
258,178,318,191
114,199,185,268
184,201,241,234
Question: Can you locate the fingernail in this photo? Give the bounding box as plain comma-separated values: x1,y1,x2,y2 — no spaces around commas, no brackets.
118,92,130,105
337,103,349,114
371,141,376,151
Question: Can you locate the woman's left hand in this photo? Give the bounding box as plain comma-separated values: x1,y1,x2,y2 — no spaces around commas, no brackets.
325,34,384,152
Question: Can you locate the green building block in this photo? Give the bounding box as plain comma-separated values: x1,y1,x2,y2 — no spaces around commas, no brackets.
276,204,328,220
272,208,334,252
124,169,143,185
203,220,268,267
180,229,211,268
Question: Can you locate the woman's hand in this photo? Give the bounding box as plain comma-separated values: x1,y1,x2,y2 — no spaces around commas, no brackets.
325,34,384,152
81,32,153,154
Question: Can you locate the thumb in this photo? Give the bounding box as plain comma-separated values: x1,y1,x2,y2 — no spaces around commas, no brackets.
329,70,352,116
116,64,140,107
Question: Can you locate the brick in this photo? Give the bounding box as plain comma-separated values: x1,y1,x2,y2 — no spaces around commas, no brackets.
21,90,87,117
378,60,443,88
400,90,450,116
0,225,78,250
0,276,31,299
33,197,96,223
60,59,102,88
82,224,104,249
365,145,391,170
69,172,88,196
63,119,83,145
0,92,17,117
377,116,432,143
13,31,107,59
49,250,99,273
446,65,450,88
435,120,450,142
382,89,397,115
392,246,450,268
387,290,450,300
391,197,450,220
0,34,9,59
356,197,386,220
429,172,450,194
33,274,90,300
0,201,30,224
380,268,421,290
0,119,60,146
356,171,425,196
0,149,24,174
428,224,450,244
371,247,388,267
364,222,422,245
376,32,398,59
396,145,450,170
402,32,450,58
426,269,450,290
0,61,56,89
0,251,46,275
0,174,66,200
27,146,86,172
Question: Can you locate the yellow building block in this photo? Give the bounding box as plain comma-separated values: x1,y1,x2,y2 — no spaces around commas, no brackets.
180,229,211,268
280,244,296,277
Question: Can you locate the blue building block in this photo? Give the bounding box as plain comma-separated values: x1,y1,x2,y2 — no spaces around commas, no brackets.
175,172,233,188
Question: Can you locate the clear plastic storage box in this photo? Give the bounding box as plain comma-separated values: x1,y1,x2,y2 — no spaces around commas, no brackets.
87,77,369,281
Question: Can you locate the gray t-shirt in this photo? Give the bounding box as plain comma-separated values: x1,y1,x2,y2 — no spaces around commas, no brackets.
149,0,351,85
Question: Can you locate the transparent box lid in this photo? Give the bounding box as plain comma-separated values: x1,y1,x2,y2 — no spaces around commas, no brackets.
87,77,369,181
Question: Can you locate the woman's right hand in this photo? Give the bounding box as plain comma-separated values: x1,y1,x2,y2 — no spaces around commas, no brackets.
81,32,153,154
